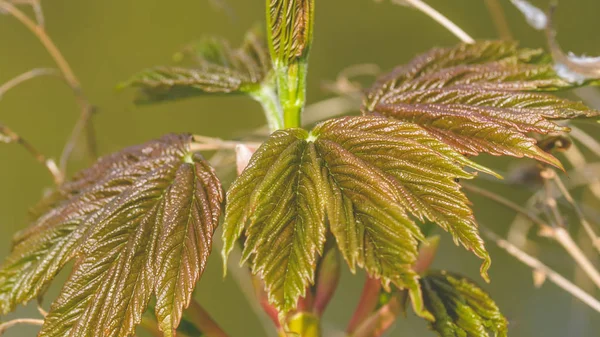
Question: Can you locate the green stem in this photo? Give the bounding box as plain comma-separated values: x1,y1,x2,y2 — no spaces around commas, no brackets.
277,63,308,129
252,84,284,132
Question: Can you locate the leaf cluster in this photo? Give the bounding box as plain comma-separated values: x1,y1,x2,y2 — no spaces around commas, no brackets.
1,3,599,336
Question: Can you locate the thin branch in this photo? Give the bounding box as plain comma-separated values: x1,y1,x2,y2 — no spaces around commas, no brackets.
0,68,60,98
0,124,63,184
190,135,262,152
570,125,600,159
0,1,78,94
552,227,600,288
550,171,600,252
30,0,43,27
390,0,474,43
484,0,513,40
482,228,600,313
540,170,600,288
0,318,45,335
465,180,600,289
36,295,48,317
0,0,97,172
37,303,48,317
10,0,45,26
462,183,547,228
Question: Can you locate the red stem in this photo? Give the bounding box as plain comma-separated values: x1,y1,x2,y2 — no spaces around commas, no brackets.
346,276,382,334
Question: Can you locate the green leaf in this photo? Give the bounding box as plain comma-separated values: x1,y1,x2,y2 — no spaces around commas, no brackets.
267,0,315,128
122,28,271,104
420,271,508,337
224,128,327,312
364,41,599,167
0,134,223,337
222,115,493,315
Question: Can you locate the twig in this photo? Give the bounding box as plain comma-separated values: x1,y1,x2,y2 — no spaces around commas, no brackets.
190,135,262,152
30,0,43,27
482,228,600,313
0,1,79,99
0,68,59,98
0,124,63,184
465,180,600,288
0,318,45,334
552,227,600,288
0,0,97,173
389,0,474,43
484,0,513,40
36,295,48,317
570,126,600,159
550,171,600,252
37,303,48,317
10,0,45,26
541,170,600,289
462,183,547,228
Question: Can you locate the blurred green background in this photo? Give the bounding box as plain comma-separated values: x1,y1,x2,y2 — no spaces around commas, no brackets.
1,0,600,336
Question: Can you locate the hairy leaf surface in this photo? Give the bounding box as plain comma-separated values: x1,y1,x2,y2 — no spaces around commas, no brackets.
222,115,492,314
0,134,223,337
267,0,314,67
420,271,507,337
364,41,599,167
122,28,271,104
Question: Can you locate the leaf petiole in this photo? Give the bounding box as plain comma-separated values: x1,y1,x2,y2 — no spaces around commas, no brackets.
252,83,285,131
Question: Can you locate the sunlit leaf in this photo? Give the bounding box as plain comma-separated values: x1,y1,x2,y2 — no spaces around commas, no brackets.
122,28,271,104
223,128,327,312
420,271,508,337
222,115,493,315
364,41,599,167
0,134,223,337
